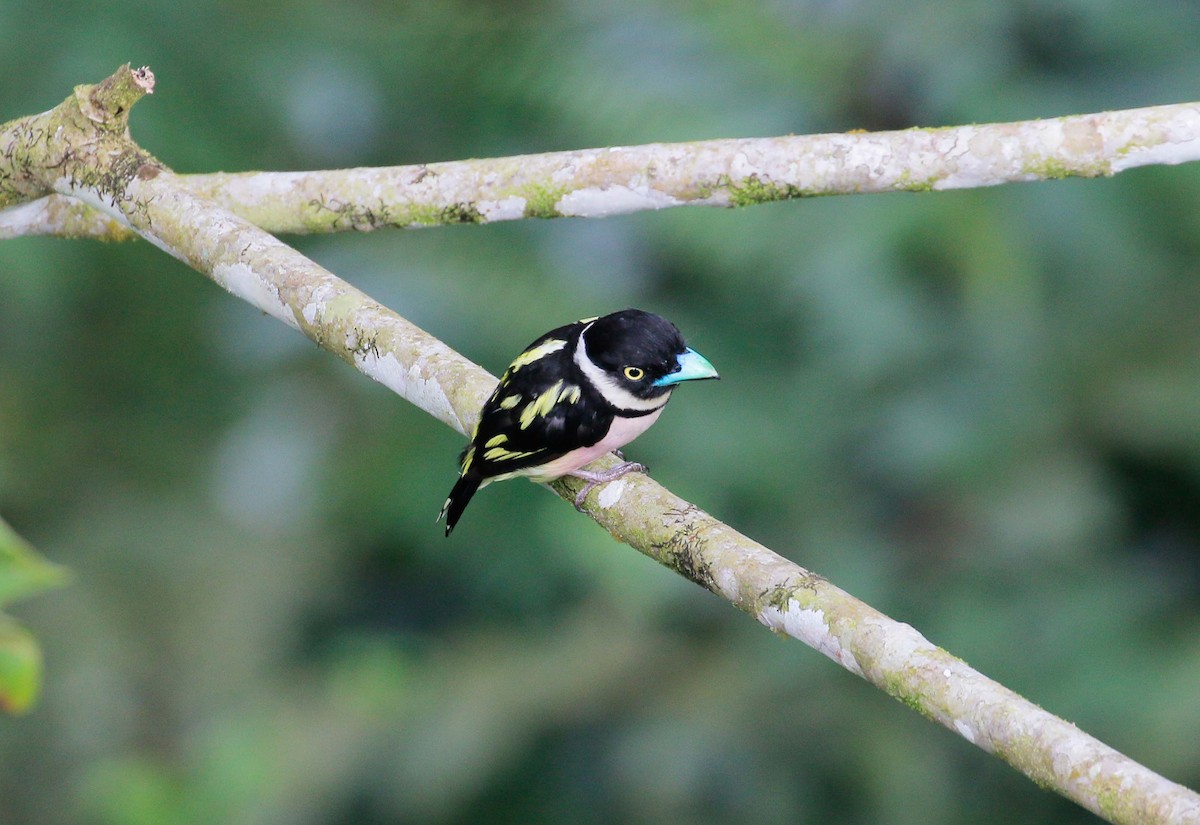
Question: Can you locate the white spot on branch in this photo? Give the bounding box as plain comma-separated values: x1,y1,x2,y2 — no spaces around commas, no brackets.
478,195,527,222
714,568,741,602
301,282,341,325
212,262,296,329
557,185,681,218
597,477,627,508
355,347,463,433
1112,136,1200,172
758,599,863,676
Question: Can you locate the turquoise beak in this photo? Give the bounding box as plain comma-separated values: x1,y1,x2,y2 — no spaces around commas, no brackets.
654,347,720,387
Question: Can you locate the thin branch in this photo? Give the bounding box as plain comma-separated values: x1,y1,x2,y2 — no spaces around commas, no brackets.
4,65,1199,825
3,101,1200,239
0,195,136,240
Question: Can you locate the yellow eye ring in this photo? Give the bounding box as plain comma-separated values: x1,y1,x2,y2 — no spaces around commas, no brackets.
623,366,645,381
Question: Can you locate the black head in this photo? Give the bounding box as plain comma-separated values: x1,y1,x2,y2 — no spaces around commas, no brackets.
581,309,690,400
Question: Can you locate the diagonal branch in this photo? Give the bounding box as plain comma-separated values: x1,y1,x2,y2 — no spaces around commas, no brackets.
4,99,1200,239
4,65,1199,825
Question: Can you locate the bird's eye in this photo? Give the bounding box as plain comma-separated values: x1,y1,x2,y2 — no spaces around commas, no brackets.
623,366,645,381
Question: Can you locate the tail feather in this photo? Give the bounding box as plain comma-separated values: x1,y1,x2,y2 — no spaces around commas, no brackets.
439,472,483,537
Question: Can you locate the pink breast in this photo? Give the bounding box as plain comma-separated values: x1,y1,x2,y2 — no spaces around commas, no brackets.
526,407,665,481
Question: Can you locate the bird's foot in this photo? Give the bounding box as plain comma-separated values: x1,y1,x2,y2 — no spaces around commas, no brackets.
570,461,647,510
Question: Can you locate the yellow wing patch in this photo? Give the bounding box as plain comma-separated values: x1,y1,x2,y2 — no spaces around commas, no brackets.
507,338,567,373
519,380,563,429
498,394,521,410
557,384,581,405
483,446,540,462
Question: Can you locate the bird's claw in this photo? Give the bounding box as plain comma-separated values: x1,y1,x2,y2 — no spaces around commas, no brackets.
571,461,648,511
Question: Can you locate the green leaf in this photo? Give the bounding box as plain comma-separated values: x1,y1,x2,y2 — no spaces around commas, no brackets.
0,516,68,607
0,616,43,714
0,517,67,714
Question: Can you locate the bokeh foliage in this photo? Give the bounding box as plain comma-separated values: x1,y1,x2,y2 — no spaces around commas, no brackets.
2,1,1200,823
0,518,66,714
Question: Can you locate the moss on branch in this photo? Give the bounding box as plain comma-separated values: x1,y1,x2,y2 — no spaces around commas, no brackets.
0,64,159,210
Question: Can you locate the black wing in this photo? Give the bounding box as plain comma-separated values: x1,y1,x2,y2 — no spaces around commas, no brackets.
440,320,611,535
468,324,612,479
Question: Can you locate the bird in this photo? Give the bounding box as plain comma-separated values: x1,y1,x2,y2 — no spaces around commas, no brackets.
439,309,719,536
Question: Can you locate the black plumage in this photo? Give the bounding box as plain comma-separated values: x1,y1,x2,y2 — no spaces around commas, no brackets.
439,309,718,536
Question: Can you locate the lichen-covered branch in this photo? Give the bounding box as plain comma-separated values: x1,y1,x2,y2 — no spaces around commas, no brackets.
3,65,1199,825
4,100,1200,238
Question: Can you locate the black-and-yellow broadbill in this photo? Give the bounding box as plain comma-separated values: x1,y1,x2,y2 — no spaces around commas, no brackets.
439,309,719,535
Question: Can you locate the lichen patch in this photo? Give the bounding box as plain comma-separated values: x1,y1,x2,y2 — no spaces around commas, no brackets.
758,599,863,676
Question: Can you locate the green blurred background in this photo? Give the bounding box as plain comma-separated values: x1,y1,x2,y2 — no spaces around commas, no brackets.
3,1,1200,823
